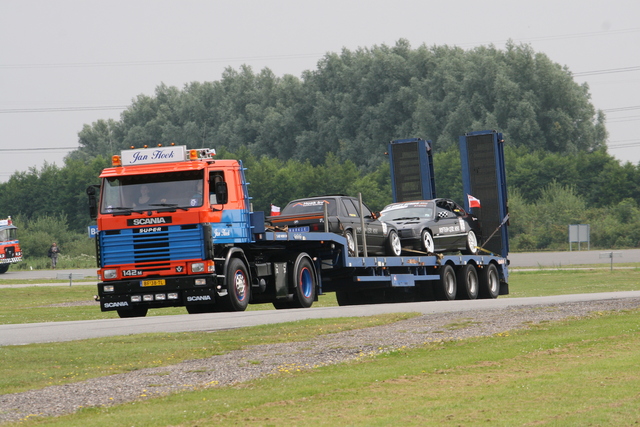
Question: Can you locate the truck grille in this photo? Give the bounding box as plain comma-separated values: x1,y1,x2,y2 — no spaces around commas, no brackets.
100,224,204,266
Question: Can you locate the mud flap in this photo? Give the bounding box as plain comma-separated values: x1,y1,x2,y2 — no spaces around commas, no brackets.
184,289,217,305
273,262,288,298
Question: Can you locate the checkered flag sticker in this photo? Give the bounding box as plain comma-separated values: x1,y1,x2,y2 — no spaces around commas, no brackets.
438,211,448,219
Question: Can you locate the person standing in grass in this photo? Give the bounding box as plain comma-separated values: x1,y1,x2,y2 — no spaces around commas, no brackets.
47,242,60,269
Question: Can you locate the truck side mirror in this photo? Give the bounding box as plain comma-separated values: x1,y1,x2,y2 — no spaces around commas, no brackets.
214,181,228,205
86,185,100,220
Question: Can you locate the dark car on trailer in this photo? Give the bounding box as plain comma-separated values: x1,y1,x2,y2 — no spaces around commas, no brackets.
379,198,482,255
267,195,402,257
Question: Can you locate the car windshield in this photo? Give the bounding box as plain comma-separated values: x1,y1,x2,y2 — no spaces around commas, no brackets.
282,199,337,216
100,170,204,214
380,205,434,221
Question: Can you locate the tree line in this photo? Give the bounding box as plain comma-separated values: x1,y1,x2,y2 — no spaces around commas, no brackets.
1,40,637,264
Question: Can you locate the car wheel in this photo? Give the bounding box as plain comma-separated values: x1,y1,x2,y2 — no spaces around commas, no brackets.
463,230,478,255
421,229,435,253
386,229,402,256
345,230,356,256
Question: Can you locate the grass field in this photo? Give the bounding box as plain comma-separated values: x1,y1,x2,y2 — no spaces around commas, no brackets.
1,266,640,425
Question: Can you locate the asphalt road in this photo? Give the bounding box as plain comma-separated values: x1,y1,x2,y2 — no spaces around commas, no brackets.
508,248,640,268
2,291,640,346
1,249,638,346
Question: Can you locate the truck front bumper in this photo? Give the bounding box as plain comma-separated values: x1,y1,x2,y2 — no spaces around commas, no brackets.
97,274,220,312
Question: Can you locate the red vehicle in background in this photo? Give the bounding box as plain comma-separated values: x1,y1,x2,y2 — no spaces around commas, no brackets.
0,217,23,274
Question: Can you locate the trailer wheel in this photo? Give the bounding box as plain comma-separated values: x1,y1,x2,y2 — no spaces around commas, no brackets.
386,229,402,256
117,307,148,318
421,230,435,253
222,258,250,311
456,264,479,300
479,263,500,299
291,255,315,308
436,264,457,300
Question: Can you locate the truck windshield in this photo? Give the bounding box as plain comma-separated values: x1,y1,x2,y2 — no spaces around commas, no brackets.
0,228,17,242
101,170,205,213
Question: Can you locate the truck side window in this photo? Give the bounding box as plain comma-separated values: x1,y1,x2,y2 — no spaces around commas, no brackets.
209,172,226,204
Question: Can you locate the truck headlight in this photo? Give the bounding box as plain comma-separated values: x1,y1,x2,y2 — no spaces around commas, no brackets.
103,269,117,279
191,262,205,273
103,285,115,293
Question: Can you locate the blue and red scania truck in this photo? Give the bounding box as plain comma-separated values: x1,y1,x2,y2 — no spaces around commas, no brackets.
0,217,22,274
88,130,509,317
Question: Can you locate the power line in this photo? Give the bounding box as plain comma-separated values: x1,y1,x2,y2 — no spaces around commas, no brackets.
607,115,640,123
0,147,78,152
573,65,640,77
2,27,639,71
602,106,640,113
453,27,640,49
0,105,127,114
0,53,324,70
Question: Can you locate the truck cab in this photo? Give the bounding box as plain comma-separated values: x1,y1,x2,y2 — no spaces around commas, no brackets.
88,146,271,317
0,217,22,274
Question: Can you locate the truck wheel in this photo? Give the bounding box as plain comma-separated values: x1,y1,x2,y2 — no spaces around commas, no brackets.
291,255,315,308
479,263,500,299
456,264,479,300
117,307,148,318
386,229,402,256
222,258,250,311
436,264,456,300
421,230,435,253
462,231,479,255
0,264,9,274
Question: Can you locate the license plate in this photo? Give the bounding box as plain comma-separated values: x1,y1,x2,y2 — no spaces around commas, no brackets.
289,226,309,232
141,279,165,287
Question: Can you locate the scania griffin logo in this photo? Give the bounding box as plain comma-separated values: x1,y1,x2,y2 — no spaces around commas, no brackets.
127,217,172,226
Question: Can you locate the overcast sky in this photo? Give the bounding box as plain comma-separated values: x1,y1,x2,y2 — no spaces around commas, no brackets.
1,0,639,182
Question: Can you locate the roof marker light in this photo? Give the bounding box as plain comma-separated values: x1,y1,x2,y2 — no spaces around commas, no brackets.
112,155,122,167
